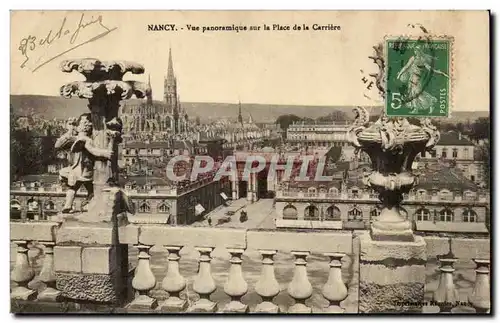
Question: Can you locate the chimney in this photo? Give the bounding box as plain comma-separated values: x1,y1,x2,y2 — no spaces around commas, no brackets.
458,132,462,140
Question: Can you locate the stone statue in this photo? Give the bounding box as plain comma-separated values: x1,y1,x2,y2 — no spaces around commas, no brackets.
57,114,114,213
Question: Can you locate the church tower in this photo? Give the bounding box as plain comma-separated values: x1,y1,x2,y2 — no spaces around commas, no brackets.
147,74,153,107
164,48,178,115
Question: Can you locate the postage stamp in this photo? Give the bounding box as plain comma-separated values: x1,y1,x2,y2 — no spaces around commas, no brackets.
385,36,453,117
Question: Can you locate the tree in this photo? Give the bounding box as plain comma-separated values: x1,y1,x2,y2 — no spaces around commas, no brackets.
275,114,302,130
316,110,349,122
469,117,490,142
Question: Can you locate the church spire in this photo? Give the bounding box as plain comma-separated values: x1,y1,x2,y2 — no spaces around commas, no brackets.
167,47,175,84
237,100,243,124
146,73,153,106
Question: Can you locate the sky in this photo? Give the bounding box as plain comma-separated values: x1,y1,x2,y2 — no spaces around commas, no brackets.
10,10,489,111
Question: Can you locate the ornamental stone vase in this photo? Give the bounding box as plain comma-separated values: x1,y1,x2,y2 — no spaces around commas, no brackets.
347,107,440,241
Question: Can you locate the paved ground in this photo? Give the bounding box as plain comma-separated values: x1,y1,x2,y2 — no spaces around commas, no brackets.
195,198,277,229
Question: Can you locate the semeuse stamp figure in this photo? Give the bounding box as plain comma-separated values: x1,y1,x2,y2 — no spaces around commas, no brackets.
56,113,114,213
386,36,452,117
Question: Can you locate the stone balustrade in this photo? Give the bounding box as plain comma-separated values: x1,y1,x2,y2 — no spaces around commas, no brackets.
10,221,489,314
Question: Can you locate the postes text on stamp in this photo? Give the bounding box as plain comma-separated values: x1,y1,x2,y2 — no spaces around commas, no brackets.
385,37,451,117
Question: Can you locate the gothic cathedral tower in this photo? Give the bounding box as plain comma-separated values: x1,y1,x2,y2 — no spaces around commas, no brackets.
164,47,179,133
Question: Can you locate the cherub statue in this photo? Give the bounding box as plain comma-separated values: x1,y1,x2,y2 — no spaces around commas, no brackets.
58,113,114,213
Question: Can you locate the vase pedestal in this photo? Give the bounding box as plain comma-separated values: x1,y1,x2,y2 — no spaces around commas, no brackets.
359,232,426,313
371,220,414,242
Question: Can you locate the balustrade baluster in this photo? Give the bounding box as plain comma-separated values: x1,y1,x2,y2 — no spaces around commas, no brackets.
160,246,187,312
469,259,490,313
287,251,313,313
37,242,61,301
189,247,217,313
322,253,347,313
255,250,280,313
223,248,248,313
433,257,459,313
11,240,37,300
128,244,157,310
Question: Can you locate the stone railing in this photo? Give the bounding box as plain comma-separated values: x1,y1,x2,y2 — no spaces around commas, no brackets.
10,223,357,313
10,222,489,314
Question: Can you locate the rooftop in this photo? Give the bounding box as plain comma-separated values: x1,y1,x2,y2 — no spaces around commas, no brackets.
437,131,475,146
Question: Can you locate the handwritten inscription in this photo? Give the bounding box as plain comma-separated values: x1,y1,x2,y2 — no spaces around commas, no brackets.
18,13,117,72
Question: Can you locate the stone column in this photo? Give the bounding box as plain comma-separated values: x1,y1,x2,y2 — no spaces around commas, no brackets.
347,107,440,313
231,177,238,200
246,177,252,202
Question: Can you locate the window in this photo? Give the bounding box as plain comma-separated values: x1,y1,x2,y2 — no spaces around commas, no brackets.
348,207,363,221
464,148,469,159
462,209,476,222
325,205,341,221
283,205,298,219
415,208,430,221
304,205,319,220
439,209,454,222
370,208,380,220
452,148,458,158
352,190,359,198
158,202,170,213
441,148,448,158
45,200,55,210
417,190,427,200
328,187,339,196
138,201,151,213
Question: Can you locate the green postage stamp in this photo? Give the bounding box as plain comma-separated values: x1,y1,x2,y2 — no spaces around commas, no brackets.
385,36,453,117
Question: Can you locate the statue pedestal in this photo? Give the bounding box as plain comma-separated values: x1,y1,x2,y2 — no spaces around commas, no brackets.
358,232,426,313
371,220,414,242
54,220,134,305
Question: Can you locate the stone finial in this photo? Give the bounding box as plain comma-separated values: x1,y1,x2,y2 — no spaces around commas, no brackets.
469,259,490,313
322,253,348,313
10,240,37,300
128,245,158,310
254,250,280,313
188,247,217,313
287,251,313,313
160,246,187,312
223,248,248,313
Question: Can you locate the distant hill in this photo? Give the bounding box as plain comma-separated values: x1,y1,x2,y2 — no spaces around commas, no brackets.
10,94,488,123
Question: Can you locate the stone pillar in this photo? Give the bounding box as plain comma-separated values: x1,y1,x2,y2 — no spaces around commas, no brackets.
246,177,252,202
54,223,133,306
252,173,258,202
231,177,238,200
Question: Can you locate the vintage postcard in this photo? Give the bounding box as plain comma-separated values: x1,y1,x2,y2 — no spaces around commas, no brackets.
10,10,490,314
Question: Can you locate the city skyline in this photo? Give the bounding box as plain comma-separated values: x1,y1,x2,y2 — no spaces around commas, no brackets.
11,11,489,111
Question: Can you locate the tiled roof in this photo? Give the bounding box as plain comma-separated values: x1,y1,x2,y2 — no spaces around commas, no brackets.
437,131,474,146
124,141,171,149
415,163,478,191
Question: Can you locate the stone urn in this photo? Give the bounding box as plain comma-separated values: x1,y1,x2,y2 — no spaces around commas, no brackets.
347,107,440,241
